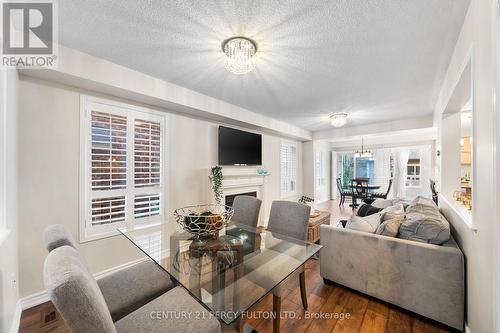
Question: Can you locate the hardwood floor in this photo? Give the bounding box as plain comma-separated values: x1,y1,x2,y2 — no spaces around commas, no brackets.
19,200,460,333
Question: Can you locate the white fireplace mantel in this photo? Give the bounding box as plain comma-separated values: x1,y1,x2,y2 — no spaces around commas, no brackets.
208,167,270,226
208,167,270,190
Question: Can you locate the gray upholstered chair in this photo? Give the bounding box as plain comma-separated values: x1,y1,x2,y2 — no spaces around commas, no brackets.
44,245,221,333
267,201,311,333
231,195,262,227
43,224,174,321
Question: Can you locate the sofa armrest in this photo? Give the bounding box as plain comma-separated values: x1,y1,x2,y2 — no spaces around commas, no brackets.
319,225,464,330
97,260,174,321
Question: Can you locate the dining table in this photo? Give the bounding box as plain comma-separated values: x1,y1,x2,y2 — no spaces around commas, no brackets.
349,183,381,207
118,221,322,333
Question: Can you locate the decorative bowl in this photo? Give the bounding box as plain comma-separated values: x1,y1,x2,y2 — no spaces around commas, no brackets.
174,204,234,238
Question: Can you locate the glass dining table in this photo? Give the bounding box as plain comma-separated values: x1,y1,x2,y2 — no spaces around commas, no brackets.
118,221,322,332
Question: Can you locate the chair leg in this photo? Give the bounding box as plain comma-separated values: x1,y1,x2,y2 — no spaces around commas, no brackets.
299,271,308,309
273,294,281,333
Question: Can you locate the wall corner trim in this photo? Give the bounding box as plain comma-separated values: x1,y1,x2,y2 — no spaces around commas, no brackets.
9,301,22,333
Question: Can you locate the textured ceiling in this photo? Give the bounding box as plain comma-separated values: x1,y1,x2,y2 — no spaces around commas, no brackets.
58,0,470,131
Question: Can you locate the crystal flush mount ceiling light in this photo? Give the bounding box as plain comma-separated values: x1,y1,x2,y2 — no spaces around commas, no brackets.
221,37,257,75
329,113,348,127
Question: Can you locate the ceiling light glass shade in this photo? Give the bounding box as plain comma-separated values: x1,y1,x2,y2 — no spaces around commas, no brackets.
354,150,373,158
222,37,257,75
330,113,348,127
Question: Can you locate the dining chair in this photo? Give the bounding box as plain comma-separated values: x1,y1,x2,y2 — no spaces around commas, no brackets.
371,179,393,199
43,224,174,321
430,179,439,205
266,201,311,333
44,245,221,333
336,178,353,206
351,179,369,207
231,195,262,228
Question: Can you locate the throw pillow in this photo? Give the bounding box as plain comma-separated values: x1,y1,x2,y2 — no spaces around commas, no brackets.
379,203,405,222
371,199,394,209
357,203,383,217
398,197,450,245
375,216,404,237
345,213,381,233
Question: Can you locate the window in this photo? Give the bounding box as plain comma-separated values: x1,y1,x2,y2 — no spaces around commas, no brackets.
337,154,375,187
80,96,165,241
281,142,297,197
315,152,326,187
337,153,354,189
405,149,421,187
355,157,374,180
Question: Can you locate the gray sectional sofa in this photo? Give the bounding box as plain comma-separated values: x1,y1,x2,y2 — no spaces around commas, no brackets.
319,197,464,330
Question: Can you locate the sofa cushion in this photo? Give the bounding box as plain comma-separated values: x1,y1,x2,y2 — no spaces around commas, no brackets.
375,216,404,237
357,203,383,217
114,286,220,333
398,196,450,245
379,203,405,222
346,214,381,233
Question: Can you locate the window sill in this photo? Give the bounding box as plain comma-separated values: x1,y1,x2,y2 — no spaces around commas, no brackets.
439,194,476,231
0,229,12,247
80,229,121,243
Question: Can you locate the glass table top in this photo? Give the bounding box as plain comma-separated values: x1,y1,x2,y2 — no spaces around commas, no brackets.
118,222,322,325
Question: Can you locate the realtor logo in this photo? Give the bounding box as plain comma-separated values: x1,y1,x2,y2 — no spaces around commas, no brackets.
1,1,58,68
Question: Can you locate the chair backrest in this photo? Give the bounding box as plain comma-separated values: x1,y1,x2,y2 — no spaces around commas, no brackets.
351,179,367,196
385,179,393,197
430,179,437,194
44,246,116,333
43,224,78,252
267,201,311,241
430,179,439,204
336,178,343,194
232,195,262,228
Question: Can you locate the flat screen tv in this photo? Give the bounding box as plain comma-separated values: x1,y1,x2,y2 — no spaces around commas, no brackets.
218,126,262,165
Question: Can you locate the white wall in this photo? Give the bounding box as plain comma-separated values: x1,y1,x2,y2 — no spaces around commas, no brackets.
433,1,498,332
17,76,303,297
0,69,20,333
313,141,331,203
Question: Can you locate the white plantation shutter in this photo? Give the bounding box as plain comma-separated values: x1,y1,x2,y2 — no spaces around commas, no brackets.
81,97,165,241
315,152,325,187
281,142,297,197
134,119,161,187
91,112,127,190
134,194,161,219
91,196,126,225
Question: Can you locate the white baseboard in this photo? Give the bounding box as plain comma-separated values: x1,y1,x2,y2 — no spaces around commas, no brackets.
9,300,22,333
19,255,153,311
465,324,471,333
20,290,49,310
